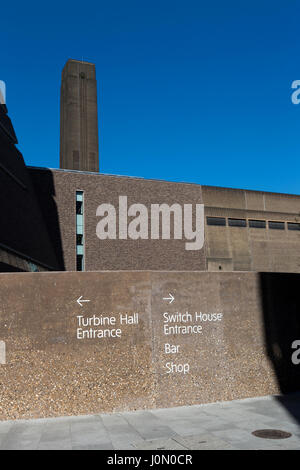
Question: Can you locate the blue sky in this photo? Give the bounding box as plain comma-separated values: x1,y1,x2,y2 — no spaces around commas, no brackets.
2,1,300,194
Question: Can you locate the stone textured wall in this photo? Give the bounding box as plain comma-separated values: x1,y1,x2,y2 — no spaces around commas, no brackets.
0,270,299,420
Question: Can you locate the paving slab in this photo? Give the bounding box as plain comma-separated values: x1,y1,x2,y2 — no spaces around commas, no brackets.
101,413,144,449
0,393,299,450
121,410,177,440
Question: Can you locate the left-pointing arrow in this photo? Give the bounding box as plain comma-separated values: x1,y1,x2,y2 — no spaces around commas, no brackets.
77,295,91,307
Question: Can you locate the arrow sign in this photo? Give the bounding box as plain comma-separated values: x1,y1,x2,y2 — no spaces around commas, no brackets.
163,293,175,304
77,296,91,307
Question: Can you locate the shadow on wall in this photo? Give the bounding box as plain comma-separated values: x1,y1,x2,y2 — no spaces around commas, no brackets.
0,262,25,272
29,169,65,271
260,273,300,423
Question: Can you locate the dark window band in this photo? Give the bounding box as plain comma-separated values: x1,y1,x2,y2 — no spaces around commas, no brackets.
269,221,285,230
206,217,226,226
249,219,266,229
228,218,247,227
287,222,300,231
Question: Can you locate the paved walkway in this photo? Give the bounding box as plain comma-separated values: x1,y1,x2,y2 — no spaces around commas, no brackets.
0,394,300,450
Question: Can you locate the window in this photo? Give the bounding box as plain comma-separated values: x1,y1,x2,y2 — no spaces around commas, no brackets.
206,217,226,226
249,219,266,229
76,200,83,215
287,222,300,231
76,234,83,245
76,255,83,271
269,221,285,230
228,218,247,227
76,191,84,271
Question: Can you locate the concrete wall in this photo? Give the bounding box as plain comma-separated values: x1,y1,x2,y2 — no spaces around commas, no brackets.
0,270,299,420
203,186,300,272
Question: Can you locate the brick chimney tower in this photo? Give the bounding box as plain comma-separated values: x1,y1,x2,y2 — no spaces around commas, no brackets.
60,59,99,172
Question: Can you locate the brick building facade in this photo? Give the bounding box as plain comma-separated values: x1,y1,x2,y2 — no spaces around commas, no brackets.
27,166,300,273
1,58,300,273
